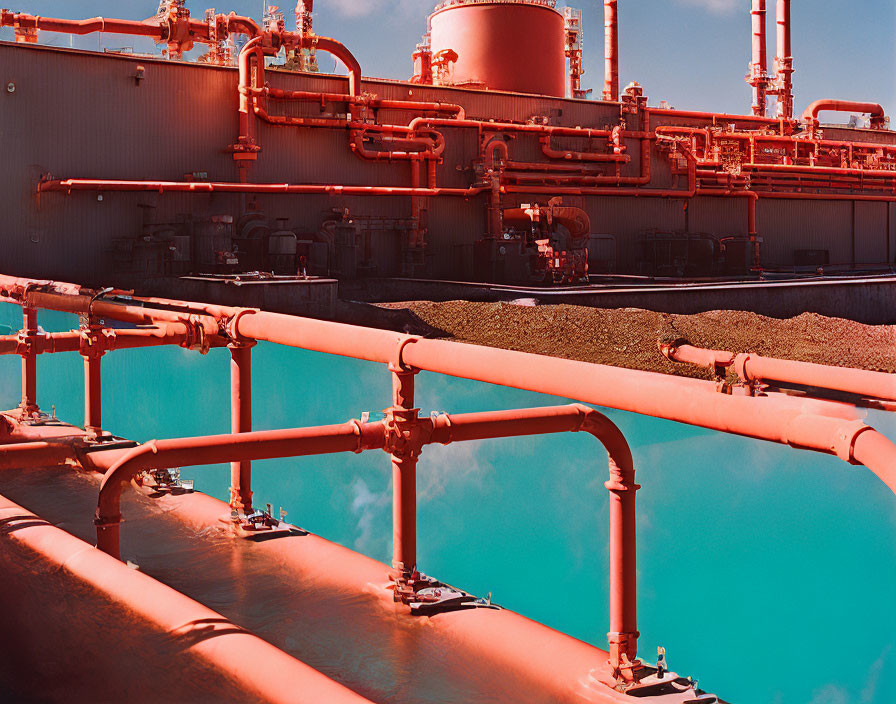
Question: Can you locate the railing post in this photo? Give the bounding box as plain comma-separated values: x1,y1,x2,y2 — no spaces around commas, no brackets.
388,365,420,580
18,307,38,416
229,342,254,515
606,457,640,684
80,320,105,438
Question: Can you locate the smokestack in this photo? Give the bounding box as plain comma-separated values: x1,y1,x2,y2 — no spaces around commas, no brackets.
603,0,618,102
775,0,793,119
748,0,768,116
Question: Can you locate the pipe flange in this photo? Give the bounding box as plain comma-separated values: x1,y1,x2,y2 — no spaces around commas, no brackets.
832,420,873,464
348,418,366,454
431,411,453,445
94,511,122,527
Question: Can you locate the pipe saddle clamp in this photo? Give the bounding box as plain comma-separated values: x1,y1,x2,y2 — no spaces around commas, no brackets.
408,582,500,617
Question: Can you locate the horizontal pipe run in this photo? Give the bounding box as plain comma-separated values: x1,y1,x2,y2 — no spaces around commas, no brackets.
0,493,373,704
229,311,895,492
264,87,464,119
38,179,483,198
0,13,168,40
660,343,735,370
0,326,200,356
0,441,77,471
95,421,389,557
3,276,894,496
662,341,896,403
802,99,887,127
648,107,782,124
737,354,896,402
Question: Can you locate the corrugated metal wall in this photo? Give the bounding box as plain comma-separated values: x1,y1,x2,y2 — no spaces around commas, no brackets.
1,41,892,283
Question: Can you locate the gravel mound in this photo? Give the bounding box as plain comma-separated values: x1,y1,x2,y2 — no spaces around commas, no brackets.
377,300,896,380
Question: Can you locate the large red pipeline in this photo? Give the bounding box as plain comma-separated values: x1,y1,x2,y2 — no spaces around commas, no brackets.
0,494,374,704
0,440,77,471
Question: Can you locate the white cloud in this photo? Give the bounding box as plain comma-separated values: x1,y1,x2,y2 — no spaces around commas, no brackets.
327,0,383,18
326,0,432,18
679,0,739,14
418,440,488,501
349,476,390,555
808,685,850,704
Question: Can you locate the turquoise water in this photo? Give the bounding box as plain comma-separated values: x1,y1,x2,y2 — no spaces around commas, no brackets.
1,305,894,704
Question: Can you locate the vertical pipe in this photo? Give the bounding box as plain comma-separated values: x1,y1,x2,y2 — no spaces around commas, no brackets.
606,459,639,679
229,344,254,514
750,0,768,117
748,194,760,269
409,157,422,276
84,351,102,437
603,0,619,102
390,368,418,578
775,0,793,119
19,307,37,415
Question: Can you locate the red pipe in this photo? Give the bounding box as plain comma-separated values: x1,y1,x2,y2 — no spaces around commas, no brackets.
649,107,781,125
749,0,769,116
540,136,630,164
0,493,374,704
427,404,639,677
484,139,509,238
0,440,76,471
603,0,619,102
230,344,254,513
95,421,389,558
237,36,263,157
659,342,735,370
0,12,169,40
774,0,793,119
83,344,103,437
37,179,483,198
264,87,464,119
389,369,418,577
312,36,362,97
20,307,37,415
662,342,896,402
735,354,896,402
0,326,200,356
4,279,895,496
802,100,888,129
91,401,642,676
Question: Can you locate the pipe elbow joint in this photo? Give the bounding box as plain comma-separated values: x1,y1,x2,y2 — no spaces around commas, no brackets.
571,404,635,475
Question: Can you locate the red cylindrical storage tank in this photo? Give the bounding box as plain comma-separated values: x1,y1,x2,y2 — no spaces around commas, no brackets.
428,0,566,97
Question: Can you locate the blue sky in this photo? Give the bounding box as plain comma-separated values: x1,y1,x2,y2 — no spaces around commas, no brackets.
2,0,895,116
